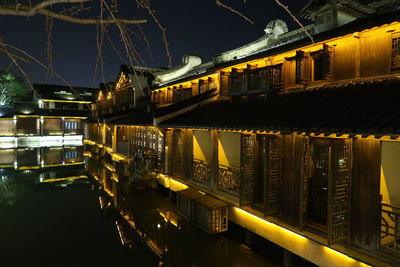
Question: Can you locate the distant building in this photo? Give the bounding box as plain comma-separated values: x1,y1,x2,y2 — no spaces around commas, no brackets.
86,1,400,266
0,83,96,148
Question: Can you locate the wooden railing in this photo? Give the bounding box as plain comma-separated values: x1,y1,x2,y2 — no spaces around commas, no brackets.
192,158,212,185
216,164,240,196
230,64,283,96
380,203,400,252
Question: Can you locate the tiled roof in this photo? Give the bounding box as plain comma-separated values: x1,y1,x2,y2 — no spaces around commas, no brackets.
107,111,153,126
33,84,97,102
152,9,400,89
160,78,400,136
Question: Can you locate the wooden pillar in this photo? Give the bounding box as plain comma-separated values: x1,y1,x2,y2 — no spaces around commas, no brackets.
211,129,219,192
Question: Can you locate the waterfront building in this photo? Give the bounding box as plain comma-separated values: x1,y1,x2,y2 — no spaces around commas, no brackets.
85,0,400,266
0,84,95,147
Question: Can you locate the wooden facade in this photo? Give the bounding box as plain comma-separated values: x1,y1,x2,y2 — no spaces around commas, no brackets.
86,6,400,267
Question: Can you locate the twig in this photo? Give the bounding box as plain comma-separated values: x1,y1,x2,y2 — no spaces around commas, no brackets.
273,0,314,43
215,0,254,24
0,0,147,24
137,0,172,68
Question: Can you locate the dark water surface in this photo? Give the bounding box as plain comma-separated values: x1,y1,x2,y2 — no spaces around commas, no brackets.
0,148,279,267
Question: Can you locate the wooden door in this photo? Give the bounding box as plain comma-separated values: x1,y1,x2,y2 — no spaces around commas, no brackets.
328,139,352,244
240,134,256,206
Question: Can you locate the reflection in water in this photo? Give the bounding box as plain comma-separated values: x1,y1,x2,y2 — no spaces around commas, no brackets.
0,145,86,206
87,151,278,267
1,144,278,267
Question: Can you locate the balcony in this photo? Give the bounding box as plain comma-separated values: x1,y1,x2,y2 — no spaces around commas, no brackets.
380,203,400,253
230,64,283,96
192,158,212,185
216,164,240,197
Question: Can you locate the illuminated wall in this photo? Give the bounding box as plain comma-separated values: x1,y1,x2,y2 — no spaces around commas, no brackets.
380,141,400,205
0,120,14,136
218,132,241,168
193,130,212,162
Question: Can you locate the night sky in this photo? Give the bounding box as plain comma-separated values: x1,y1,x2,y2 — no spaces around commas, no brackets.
0,0,375,88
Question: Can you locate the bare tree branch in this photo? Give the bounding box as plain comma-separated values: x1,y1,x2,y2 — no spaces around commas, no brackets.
273,0,314,43
215,0,254,24
0,0,147,24
137,0,172,68
0,0,93,16
0,47,29,62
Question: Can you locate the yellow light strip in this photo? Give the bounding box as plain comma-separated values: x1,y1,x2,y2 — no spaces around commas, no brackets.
43,162,84,168
83,139,96,145
104,146,113,153
18,166,40,170
105,162,116,172
231,207,370,267
104,187,115,197
112,173,119,182
43,116,87,119
152,73,218,93
42,175,88,183
42,99,92,104
92,173,101,182
157,174,188,191
83,151,92,157
159,210,179,228
0,164,13,168
111,152,131,162
16,115,40,118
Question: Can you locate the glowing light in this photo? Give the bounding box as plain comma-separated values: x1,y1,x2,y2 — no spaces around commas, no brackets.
104,187,114,197
112,173,119,182
231,207,371,267
105,162,116,172
41,175,88,183
42,99,91,104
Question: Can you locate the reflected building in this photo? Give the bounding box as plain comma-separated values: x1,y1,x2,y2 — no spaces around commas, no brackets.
87,154,278,267
0,84,96,148
0,145,87,207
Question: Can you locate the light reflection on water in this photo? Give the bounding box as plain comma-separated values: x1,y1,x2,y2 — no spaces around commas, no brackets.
0,145,278,267
0,135,83,149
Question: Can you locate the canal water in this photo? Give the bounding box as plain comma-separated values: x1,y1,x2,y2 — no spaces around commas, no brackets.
0,145,311,267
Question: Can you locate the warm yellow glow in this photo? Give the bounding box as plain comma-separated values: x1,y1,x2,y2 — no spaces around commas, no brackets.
159,210,179,228
0,164,13,168
115,73,130,91
218,21,400,79
112,173,119,182
104,187,115,197
107,92,113,100
104,146,113,153
43,116,86,119
84,139,96,145
97,91,104,102
105,162,116,172
83,151,92,157
42,99,91,104
43,162,84,168
16,115,40,118
111,152,130,162
92,173,101,182
17,166,40,170
231,207,371,267
42,175,88,183
157,174,188,192
151,73,218,95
